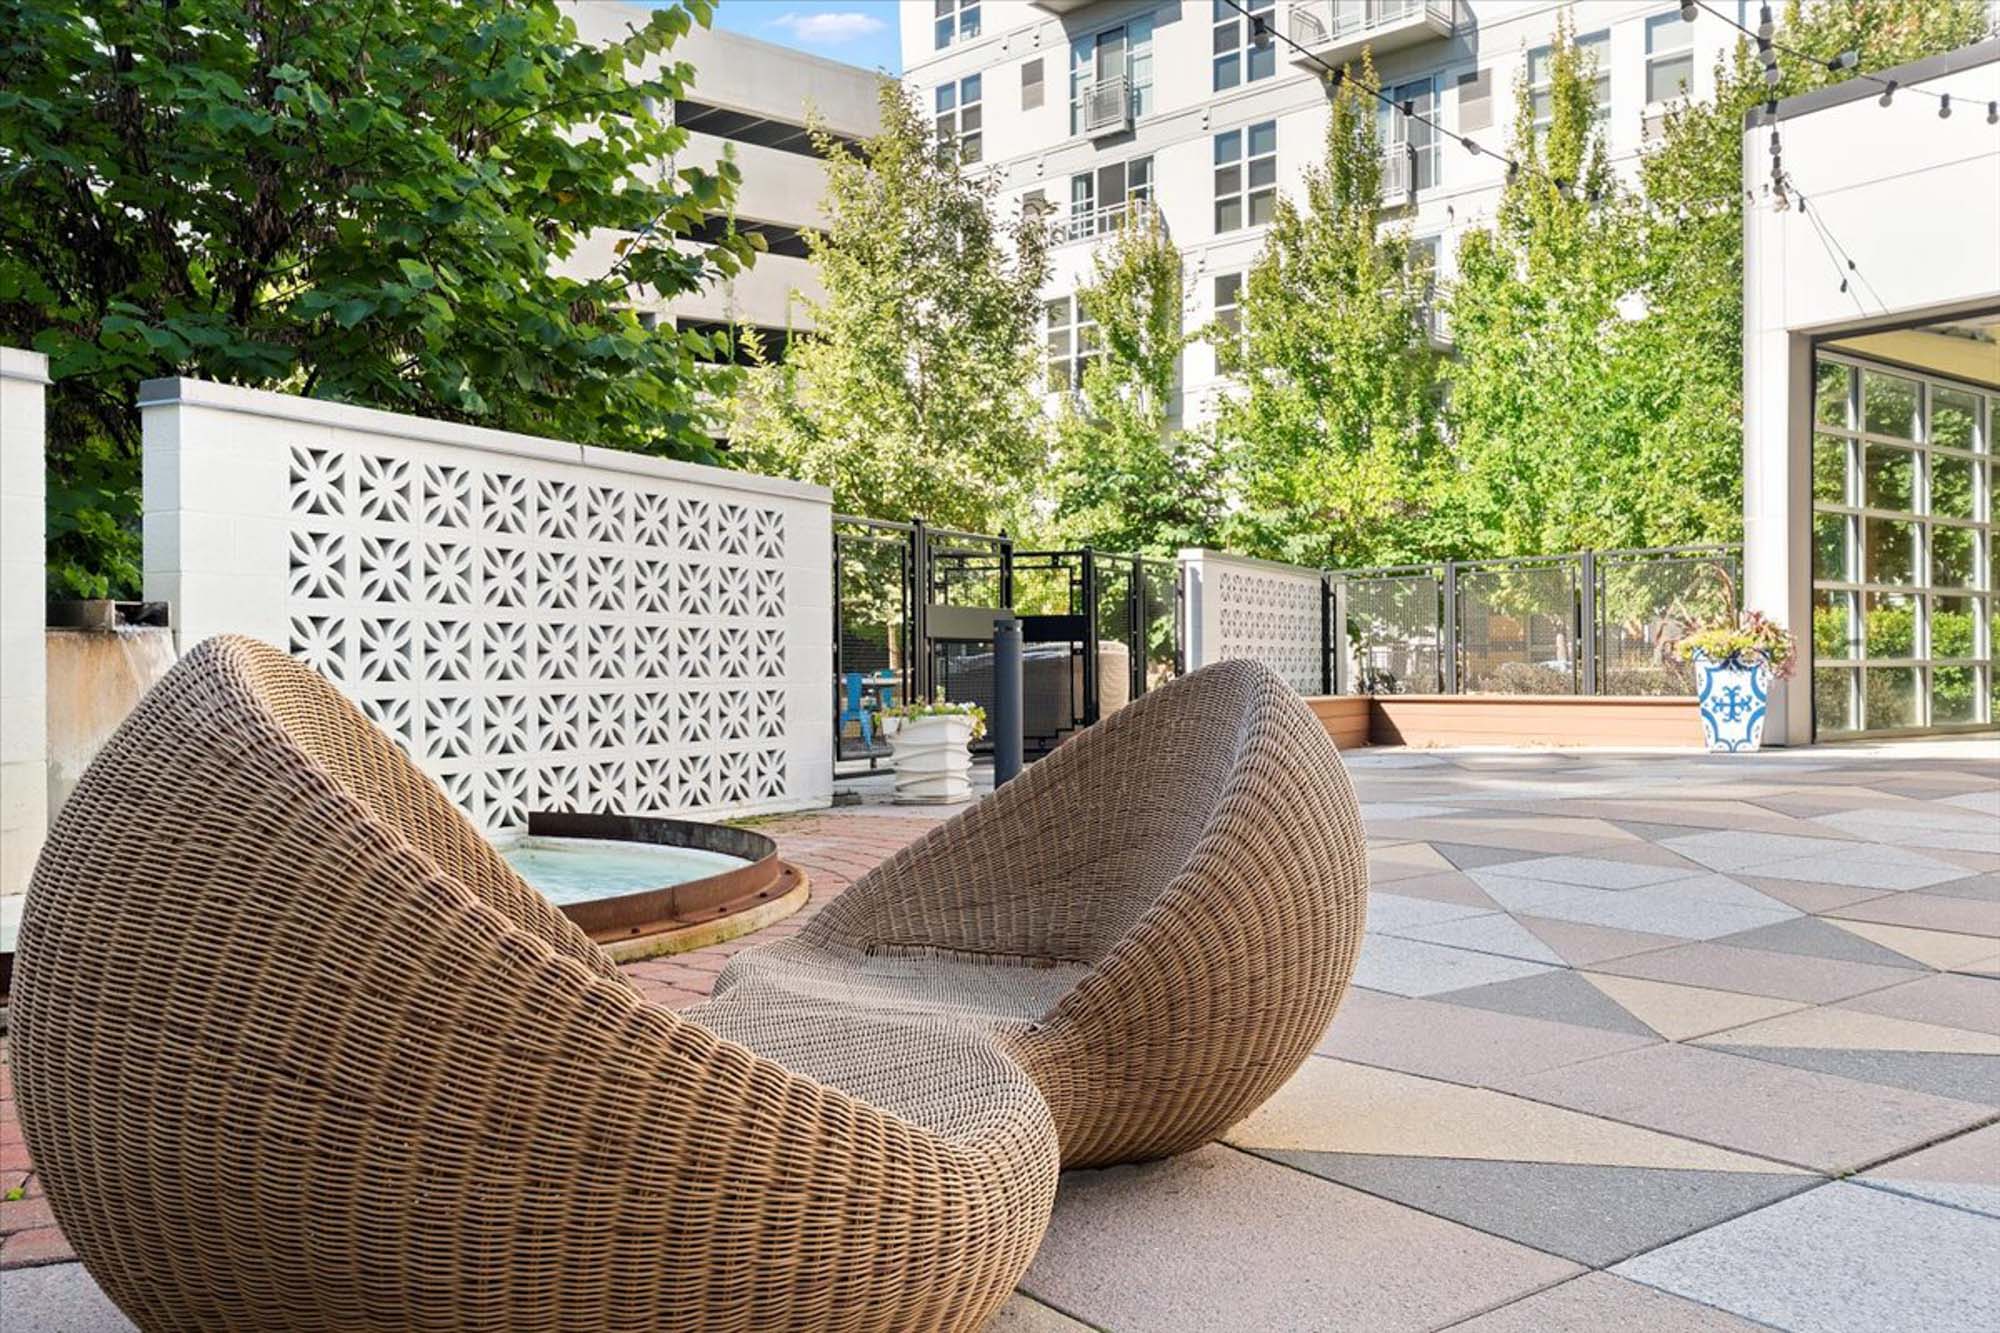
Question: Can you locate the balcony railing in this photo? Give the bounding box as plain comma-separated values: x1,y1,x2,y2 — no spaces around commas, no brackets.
1078,75,1132,137
1380,145,1415,204
1289,0,1456,59
1061,195,1162,245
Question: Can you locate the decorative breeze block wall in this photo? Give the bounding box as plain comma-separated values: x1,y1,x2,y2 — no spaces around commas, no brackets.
143,378,833,833
1179,549,1325,694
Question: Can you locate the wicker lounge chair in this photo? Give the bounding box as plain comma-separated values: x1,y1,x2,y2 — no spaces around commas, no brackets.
11,638,1058,1333
704,656,1370,1168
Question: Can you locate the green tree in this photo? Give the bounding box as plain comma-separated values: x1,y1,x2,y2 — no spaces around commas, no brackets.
730,81,1053,534
1217,52,1448,569
1444,12,1649,557
0,0,752,599
1048,208,1227,555
1634,0,1990,551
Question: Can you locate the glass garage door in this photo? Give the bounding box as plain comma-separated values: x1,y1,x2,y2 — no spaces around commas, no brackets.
1812,354,1995,736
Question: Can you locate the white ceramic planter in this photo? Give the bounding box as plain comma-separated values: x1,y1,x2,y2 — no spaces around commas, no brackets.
886,714,976,804
1693,650,1773,753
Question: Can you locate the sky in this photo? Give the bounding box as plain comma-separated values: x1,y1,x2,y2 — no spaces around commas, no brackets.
708,0,905,74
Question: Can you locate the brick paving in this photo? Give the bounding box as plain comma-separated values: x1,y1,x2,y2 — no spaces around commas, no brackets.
6,744,1999,1331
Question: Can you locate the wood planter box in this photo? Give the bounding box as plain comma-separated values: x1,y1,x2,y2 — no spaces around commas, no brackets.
1307,694,1702,749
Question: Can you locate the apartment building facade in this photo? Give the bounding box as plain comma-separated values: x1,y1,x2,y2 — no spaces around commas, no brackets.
902,0,1756,425
565,3,881,354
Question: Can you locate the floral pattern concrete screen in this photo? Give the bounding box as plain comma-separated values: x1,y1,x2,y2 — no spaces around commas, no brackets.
142,377,833,833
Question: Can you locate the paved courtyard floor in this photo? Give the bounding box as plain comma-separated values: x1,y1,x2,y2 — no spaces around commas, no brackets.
4,740,1997,1331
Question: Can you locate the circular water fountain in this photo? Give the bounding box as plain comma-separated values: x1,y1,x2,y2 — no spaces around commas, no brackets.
502,812,805,961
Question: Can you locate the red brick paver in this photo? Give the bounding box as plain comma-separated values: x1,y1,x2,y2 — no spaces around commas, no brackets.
0,808,927,1271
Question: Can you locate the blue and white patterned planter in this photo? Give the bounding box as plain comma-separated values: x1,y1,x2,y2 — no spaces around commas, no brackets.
1694,650,1772,753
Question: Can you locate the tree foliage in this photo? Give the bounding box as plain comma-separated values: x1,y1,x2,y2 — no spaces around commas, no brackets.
730,81,1053,535
1047,208,1228,555
1633,0,1990,554
1445,13,1660,557
1217,53,1447,569
0,0,752,597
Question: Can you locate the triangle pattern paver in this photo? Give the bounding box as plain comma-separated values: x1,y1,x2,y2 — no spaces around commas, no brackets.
1579,972,1806,1042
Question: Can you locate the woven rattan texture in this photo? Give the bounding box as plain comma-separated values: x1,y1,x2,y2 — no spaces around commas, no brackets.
11,637,1057,1333
706,657,1370,1168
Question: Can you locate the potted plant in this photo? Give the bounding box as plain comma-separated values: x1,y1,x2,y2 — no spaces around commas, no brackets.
880,695,987,803
1670,611,1797,753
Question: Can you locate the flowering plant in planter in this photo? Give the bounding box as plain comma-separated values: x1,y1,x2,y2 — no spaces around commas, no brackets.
880,694,984,803
1669,611,1796,753
880,696,988,740
1670,610,1798,679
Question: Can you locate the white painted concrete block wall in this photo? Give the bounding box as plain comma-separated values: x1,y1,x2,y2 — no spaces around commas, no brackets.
0,348,49,899
1179,547,1324,694
142,377,834,834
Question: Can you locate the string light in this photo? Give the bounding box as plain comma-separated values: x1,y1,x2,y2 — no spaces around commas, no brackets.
1939,94,1953,120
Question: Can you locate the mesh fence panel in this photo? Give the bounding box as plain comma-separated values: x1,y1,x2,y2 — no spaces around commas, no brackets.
1457,562,1578,694
1342,574,1442,694
834,530,909,760
1598,553,1740,696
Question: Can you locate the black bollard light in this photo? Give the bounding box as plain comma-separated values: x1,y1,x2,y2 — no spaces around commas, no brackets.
992,615,1023,787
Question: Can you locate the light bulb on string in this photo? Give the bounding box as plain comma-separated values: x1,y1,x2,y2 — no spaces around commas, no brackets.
1827,51,1858,72
1878,79,1897,107
1938,94,1952,119
1989,101,1998,125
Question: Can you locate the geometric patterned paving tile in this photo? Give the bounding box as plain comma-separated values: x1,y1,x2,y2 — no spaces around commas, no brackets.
1229,1059,1801,1173
983,1294,1094,1332
1434,969,1659,1038
1493,1042,1995,1173
1710,915,1927,970
1368,868,1504,910
1431,841,1548,871
1838,973,2000,1038
1696,1004,2000,1054
1249,1151,1815,1267
1515,915,1686,967
1658,829,1874,872
0,1264,137,1333
1959,953,2000,979
1824,918,2000,970
1022,1144,1582,1333
1351,934,1558,998
1702,1046,2000,1106
1612,819,1747,843
1475,854,1707,891
1729,851,1975,892
1806,806,2000,853
1370,842,1460,883
1448,1272,1773,1332
1384,911,1566,965
1612,1182,2000,1333
1828,891,2000,937
1860,1122,2000,1221
1366,892,1495,936
1316,988,1659,1087
1469,873,1798,942
1942,789,2000,817
1579,973,1807,1042
1922,872,2000,902
1593,940,1925,1004
1733,874,1897,914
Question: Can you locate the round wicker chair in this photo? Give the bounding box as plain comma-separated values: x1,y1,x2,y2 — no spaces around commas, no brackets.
706,657,1370,1168
11,637,1058,1333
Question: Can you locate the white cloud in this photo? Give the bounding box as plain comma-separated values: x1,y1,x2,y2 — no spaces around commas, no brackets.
766,10,884,45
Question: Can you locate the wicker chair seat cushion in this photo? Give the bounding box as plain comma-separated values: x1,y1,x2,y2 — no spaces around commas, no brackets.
704,939,1092,1028
683,998,1059,1153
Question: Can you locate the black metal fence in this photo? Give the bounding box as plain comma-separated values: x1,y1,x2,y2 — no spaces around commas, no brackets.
1330,545,1741,697
832,516,1181,767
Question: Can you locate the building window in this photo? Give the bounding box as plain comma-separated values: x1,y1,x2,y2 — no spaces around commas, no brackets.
934,0,979,51
1529,29,1610,133
1379,78,1439,194
1022,57,1044,112
1044,295,1099,390
935,75,982,162
1212,0,1275,92
1810,355,1995,735
1213,273,1244,333
1070,15,1154,135
1409,235,1443,339
1213,120,1276,233
1645,12,1695,104
1065,156,1153,241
